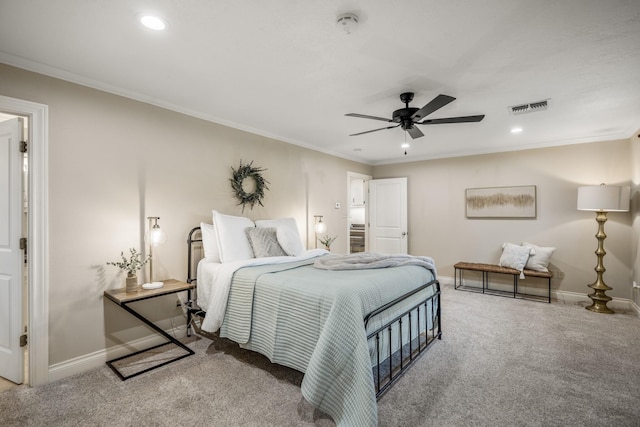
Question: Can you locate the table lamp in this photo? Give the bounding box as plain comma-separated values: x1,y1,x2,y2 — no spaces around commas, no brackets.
143,216,166,289
314,215,327,249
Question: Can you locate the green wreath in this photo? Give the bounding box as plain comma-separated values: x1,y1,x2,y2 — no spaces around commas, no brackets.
230,160,269,212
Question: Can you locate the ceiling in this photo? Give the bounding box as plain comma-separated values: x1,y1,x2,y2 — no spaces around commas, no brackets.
1,0,639,165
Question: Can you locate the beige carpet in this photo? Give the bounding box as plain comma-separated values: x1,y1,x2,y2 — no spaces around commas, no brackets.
2,284,640,426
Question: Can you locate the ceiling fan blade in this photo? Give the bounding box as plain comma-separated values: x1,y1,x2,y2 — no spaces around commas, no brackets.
412,94,456,120
418,115,485,125
345,113,393,122
349,124,400,136
406,126,424,139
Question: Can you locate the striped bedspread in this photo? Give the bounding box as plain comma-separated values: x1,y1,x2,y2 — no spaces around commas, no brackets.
219,257,437,427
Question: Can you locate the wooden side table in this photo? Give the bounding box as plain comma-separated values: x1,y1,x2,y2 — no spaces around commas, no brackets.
104,279,196,380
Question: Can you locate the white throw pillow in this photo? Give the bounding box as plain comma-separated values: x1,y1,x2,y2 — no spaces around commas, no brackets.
522,242,556,272
499,243,534,278
212,210,255,263
245,227,287,258
255,218,304,256
200,222,220,263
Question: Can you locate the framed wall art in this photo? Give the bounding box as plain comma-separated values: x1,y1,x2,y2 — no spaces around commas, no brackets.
465,185,536,218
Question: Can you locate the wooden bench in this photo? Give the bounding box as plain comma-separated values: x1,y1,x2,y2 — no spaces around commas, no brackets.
454,262,552,303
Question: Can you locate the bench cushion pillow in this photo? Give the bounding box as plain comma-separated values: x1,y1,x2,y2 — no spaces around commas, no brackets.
522,241,555,272
499,243,534,278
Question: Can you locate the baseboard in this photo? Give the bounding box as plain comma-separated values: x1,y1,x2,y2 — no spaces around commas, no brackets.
633,301,640,317
438,276,455,286
440,275,638,315
552,290,637,313
48,325,186,383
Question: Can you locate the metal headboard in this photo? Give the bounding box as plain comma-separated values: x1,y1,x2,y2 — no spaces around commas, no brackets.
186,226,202,284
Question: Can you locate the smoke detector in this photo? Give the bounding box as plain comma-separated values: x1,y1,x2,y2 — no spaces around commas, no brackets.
336,13,359,35
509,99,549,115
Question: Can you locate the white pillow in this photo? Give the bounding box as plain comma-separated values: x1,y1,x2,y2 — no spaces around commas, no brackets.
255,218,304,256
499,243,534,278
200,222,220,263
522,242,555,272
212,210,255,263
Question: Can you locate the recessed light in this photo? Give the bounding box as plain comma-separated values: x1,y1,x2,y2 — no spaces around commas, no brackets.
510,127,523,134
140,15,166,30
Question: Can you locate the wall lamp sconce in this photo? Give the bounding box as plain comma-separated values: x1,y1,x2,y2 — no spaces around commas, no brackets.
143,216,167,289
577,184,630,314
314,215,327,248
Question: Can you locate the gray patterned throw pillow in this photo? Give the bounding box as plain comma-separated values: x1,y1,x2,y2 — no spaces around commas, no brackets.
245,227,287,258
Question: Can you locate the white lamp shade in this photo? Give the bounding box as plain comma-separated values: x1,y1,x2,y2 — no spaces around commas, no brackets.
145,227,167,246
315,220,327,234
577,185,630,212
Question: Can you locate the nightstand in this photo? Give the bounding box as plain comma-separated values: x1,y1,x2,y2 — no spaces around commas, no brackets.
104,279,196,380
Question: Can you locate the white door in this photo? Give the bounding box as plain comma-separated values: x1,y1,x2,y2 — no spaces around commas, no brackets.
369,177,407,254
0,118,24,384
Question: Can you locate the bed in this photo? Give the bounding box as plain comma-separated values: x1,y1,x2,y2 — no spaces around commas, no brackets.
186,212,442,426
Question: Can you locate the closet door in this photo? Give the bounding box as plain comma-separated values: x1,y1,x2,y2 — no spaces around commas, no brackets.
0,118,24,384
368,177,407,254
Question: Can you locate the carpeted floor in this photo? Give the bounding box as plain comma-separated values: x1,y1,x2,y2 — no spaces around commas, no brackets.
2,284,640,426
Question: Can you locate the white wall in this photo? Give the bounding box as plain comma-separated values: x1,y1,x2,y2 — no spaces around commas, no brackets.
1,62,636,380
373,140,633,299
0,64,372,369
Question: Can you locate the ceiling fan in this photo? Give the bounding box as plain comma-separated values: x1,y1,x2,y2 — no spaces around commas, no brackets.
346,92,485,139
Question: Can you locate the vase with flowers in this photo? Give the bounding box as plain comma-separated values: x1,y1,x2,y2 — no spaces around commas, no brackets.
318,235,337,251
107,248,151,293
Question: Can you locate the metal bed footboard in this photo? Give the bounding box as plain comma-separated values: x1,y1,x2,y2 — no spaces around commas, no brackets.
364,279,441,398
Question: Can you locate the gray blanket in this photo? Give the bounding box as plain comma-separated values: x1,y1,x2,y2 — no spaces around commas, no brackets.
314,252,437,276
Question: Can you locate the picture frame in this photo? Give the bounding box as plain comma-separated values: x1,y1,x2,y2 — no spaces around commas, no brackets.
465,185,536,218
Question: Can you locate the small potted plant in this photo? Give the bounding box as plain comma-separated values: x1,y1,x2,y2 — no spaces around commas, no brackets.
107,248,151,293
318,235,337,251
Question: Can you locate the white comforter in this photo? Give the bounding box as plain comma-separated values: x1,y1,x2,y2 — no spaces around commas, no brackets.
196,249,328,332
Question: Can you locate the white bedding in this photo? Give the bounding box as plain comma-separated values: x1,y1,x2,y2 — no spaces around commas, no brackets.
196,249,328,332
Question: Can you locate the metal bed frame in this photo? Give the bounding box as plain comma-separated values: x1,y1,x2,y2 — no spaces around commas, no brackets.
186,226,441,398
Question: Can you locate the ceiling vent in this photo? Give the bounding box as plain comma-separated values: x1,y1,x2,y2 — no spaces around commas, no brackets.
509,99,549,115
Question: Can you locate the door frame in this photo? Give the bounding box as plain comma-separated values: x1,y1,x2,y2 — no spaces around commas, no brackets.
347,172,372,253
0,95,49,386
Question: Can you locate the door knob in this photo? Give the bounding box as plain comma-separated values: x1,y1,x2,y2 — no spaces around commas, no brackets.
402,232,407,236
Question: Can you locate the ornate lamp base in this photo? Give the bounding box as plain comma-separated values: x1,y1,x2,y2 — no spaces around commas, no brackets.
585,211,614,314
585,286,614,314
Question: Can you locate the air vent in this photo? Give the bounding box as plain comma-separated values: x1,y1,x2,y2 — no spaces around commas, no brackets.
509,99,549,115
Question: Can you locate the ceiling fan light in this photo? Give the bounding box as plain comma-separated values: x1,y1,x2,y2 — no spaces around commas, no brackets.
346,93,485,139
511,127,523,133
401,141,410,148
